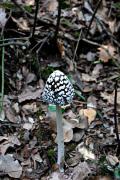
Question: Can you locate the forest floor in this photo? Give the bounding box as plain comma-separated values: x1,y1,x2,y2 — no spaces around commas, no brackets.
0,0,120,179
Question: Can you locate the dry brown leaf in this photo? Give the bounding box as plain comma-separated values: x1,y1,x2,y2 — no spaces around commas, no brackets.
72,161,92,180
82,73,96,82
98,45,116,63
101,90,120,105
12,17,30,31
0,135,21,154
87,95,97,109
0,110,5,121
0,8,7,28
23,123,33,130
22,102,38,113
79,108,96,125
72,129,84,142
43,0,58,12
18,89,42,103
76,144,96,160
92,64,103,79
0,155,22,178
5,106,19,123
57,39,65,58
16,0,35,5
26,72,37,84
63,124,73,142
95,176,113,180
48,172,67,180
106,155,119,166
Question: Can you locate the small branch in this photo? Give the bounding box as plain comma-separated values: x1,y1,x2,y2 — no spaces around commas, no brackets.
31,0,39,39
114,81,120,155
114,81,119,142
72,29,82,71
0,37,29,42
0,42,28,47
85,0,103,38
54,0,62,41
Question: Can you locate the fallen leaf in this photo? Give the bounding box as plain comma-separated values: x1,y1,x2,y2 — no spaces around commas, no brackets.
0,155,22,178
101,90,120,105
48,171,67,180
82,73,96,82
5,106,19,123
94,176,112,180
26,73,37,84
0,135,21,155
72,161,91,180
92,64,103,79
63,124,73,142
0,110,5,121
98,45,116,63
23,123,33,130
76,144,96,160
22,102,38,113
32,153,43,163
72,129,84,142
43,0,58,12
18,89,42,103
57,39,65,58
106,155,119,166
12,103,20,113
79,108,96,125
0,8,7,28
87,95,97,109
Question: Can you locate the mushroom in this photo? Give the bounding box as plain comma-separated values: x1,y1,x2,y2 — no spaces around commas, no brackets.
42,70,74,172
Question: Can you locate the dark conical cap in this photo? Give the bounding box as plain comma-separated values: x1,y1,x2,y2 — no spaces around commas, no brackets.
42,70,74,105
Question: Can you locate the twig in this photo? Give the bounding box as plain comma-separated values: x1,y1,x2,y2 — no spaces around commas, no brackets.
0,37,29,42
54,0,62,41
31,0,39,39
0,41,28,47
72,29,82,71
97,19,120,48
36,32,52,53
11,0,32,18
11,0,56,29
114,81,120,155
85,0,103,38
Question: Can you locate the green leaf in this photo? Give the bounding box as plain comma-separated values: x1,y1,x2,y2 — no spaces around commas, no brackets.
75,89,86,101
0,2,15,10
114,164,120,179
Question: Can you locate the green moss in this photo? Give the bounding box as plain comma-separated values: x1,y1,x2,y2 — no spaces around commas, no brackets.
36,107,44,117
35,127,43,143
61,19,73,28
98,155,113,176
41,67,54,80
67,142,76,152
18,129,25,142
47,148,56,164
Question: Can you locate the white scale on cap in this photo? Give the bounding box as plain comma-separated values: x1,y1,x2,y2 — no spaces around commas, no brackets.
42,70,74,105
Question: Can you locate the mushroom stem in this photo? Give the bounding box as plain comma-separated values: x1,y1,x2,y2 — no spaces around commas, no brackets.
56,105,64,172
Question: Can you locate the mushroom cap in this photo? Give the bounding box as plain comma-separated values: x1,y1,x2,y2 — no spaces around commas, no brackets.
42,70,74,106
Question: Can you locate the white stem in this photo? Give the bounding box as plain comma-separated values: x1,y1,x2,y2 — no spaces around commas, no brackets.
56,105,64,172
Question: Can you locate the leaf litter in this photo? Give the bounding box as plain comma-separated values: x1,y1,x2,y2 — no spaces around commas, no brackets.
0,0,120,179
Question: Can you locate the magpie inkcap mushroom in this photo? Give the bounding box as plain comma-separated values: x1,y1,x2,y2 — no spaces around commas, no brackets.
42,70,74,105
42,70,74,172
